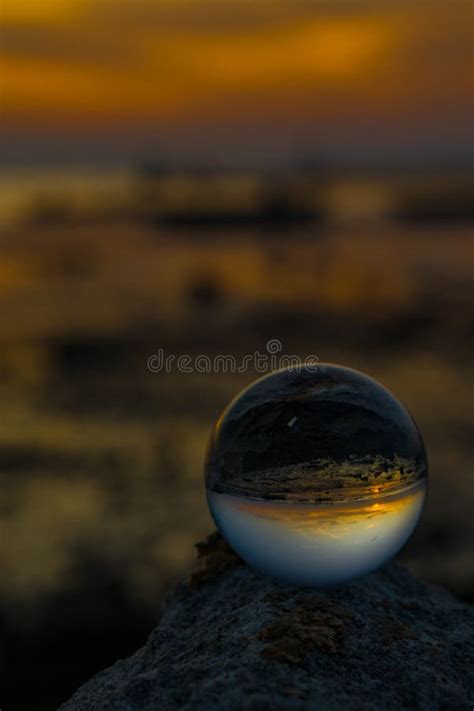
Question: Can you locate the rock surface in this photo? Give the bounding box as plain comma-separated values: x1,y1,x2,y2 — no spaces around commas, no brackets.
61,534,474,710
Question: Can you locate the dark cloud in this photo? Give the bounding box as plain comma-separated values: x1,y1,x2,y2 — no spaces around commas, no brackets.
0,22,138,67
88,0,377,31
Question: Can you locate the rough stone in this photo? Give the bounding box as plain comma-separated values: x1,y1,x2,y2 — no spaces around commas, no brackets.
61,534,474,710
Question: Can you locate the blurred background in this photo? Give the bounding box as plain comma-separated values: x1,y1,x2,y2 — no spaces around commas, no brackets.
0,1,473,709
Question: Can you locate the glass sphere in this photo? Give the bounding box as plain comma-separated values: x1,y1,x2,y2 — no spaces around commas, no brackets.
205,364,427,586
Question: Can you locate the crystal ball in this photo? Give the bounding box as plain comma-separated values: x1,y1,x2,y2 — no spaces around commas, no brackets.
205,364,427,586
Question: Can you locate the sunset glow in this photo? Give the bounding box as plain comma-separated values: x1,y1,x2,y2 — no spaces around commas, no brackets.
2,1,473,133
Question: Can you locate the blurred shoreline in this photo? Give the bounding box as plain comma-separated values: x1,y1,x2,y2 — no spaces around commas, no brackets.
1,164,472,230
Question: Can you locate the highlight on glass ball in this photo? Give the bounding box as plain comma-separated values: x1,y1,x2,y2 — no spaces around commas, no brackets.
205,363,428,586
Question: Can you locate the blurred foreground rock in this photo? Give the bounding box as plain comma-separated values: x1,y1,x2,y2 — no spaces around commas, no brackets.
61,534,474,710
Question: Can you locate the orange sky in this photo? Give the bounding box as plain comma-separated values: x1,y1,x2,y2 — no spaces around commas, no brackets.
1,1,473,161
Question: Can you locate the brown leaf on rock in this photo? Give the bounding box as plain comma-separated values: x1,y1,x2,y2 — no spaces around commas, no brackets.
190,531,242,586
257,598,352,664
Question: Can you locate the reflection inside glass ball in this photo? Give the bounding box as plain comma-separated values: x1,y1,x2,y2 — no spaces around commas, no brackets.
205,364,427,586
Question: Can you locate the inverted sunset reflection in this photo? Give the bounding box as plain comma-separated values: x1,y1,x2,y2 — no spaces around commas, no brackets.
208,482,426,586
212,483,425,534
